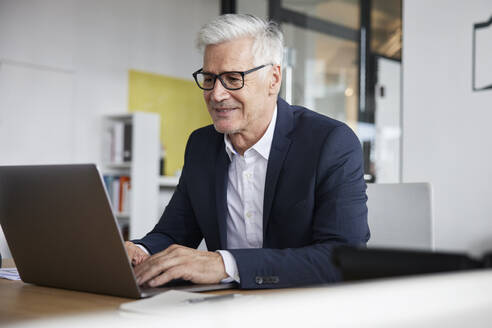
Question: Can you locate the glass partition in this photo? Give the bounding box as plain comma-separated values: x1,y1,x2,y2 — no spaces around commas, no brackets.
234,0,402,183
283,0,359,30
282,24,359,129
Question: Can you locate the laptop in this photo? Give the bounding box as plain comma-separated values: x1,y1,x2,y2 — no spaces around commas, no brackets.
0,164,236,298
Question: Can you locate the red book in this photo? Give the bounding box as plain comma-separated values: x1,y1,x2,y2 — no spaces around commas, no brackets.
119,176,130,213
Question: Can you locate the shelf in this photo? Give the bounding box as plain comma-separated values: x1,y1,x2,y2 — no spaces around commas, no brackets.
158,176,179,187
104,162,132,169
105,113,133,122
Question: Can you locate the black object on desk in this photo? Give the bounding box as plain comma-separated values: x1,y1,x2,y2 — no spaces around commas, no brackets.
333,246,485,281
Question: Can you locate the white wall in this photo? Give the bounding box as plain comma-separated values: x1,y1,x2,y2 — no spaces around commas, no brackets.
0,0,219,165
403,0,492,255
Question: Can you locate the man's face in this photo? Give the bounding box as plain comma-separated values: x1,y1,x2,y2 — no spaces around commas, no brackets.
202,37,273,135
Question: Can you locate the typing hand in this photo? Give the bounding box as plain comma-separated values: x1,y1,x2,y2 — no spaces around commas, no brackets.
124,241,150,267
134,244,228,287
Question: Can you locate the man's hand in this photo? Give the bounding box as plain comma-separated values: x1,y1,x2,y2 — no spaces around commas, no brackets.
134,244,228,287
124,241,150,266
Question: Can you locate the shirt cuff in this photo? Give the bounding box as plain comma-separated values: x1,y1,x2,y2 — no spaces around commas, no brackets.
136,244,150,255
216,250,240,283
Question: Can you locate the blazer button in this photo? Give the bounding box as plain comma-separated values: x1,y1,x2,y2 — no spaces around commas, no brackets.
255,277,263,284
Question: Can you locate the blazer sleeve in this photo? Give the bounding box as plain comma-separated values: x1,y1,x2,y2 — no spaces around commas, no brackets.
131,136,203,255
228,124,369,289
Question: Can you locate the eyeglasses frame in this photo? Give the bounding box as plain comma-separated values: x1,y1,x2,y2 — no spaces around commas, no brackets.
192,64,273,91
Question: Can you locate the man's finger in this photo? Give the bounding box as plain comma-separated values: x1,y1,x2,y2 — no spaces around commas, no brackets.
147,266,185,287
124,241,147,264
133,249,173,276
135,254,185,285
137,253,149,264
132,253,147,266
159,244,188,258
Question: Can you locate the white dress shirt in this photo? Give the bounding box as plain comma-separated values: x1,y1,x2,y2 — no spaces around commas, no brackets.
138,107,277,284
217,107,277,282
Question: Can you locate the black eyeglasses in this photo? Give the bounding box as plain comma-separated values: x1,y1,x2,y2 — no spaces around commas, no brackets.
192,64,273,91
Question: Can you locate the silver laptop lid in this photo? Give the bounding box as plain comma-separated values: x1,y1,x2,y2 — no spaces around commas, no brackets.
0,164,141,298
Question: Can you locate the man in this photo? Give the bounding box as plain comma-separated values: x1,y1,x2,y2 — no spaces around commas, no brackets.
125,14,369,289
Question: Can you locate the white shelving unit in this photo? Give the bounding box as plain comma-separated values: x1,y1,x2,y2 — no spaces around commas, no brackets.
102,112,160,240
158,176,179,187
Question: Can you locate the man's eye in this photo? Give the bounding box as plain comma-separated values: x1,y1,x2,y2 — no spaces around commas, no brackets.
226,76,241,83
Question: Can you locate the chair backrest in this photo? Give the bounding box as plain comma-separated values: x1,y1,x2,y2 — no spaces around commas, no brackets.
366,183,433,250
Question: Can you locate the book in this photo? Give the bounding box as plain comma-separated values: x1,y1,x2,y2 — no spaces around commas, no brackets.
119,176,131,213
123,123,132,162
102,175,132,215
111,178,120,213
103,175,114,201
112,122,124,163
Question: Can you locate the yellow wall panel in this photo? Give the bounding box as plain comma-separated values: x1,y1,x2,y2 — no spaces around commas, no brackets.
128,70,211,176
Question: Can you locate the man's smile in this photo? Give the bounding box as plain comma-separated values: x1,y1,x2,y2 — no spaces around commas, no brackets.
212,106,239,117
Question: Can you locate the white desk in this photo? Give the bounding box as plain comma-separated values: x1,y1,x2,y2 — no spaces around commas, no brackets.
3,256,492,328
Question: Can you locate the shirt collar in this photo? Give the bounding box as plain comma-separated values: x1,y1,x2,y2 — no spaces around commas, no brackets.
224,105,277,161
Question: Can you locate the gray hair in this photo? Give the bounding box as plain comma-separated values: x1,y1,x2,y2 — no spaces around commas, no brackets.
197,14,284,67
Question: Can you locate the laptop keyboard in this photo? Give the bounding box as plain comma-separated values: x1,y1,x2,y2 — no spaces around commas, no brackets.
157,279,195,288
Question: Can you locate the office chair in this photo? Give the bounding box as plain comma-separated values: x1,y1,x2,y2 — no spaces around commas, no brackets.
366,182,433,250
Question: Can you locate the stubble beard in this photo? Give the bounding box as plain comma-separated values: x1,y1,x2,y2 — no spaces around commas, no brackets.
213,121,241,135
208,100,242,135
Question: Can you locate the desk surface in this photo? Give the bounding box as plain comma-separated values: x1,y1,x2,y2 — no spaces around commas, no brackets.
4,258,492,327
0,258,129,324
0,258,282,325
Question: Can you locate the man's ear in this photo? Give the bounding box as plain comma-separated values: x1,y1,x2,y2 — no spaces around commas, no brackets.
268,65,282,96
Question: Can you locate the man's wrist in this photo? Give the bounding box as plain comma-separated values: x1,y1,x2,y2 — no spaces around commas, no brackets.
136,244,150,255
216,250,240,283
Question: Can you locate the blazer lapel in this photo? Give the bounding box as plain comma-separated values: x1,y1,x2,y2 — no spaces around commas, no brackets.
215,141,230,249
263,97,294,241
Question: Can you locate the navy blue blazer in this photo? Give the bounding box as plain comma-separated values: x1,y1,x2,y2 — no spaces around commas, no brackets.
134,97,369,289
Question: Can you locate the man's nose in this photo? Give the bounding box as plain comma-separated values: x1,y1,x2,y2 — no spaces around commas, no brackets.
209,78,230,102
